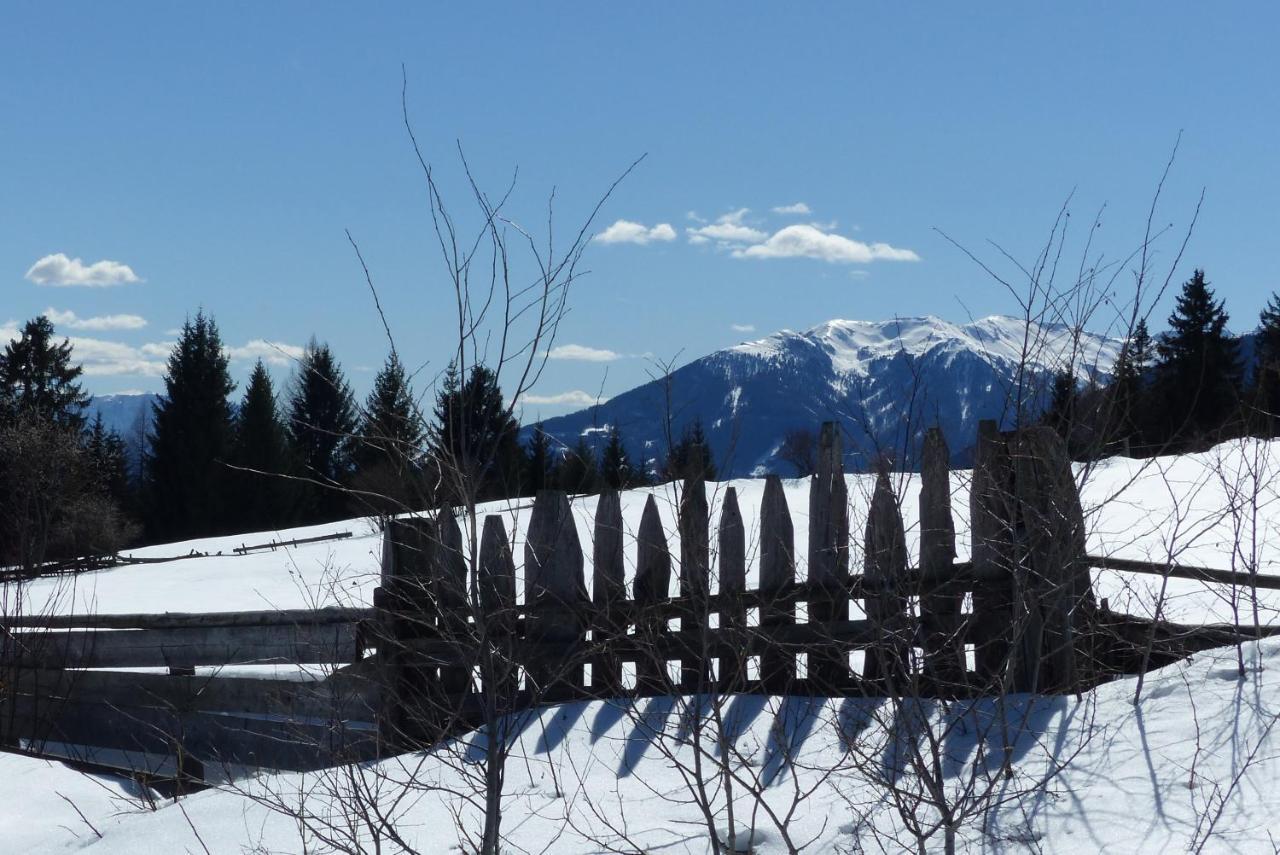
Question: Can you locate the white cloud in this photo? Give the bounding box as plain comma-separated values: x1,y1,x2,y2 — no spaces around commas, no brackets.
226,339,307,366
688,222,768,244
44,307,147,331
0,325,149,375
731,323,756,333
139,342,175,358
772,202,812,215
687,208,768,245
522,390,604,407
25,253,142,287
67,336,167,377
735,224,920,264
594,220,677,245
546,344,621,362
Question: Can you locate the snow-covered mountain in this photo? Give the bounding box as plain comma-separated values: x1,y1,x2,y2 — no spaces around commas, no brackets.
532,315,1122,476
85,392,157,439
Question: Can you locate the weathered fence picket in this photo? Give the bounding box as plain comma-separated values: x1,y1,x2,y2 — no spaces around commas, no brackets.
759,474,796,691
635,494,672,694
919,426,964,690
718,486,747,690
592,490,626,695
807,422,851,689
524,490,587,699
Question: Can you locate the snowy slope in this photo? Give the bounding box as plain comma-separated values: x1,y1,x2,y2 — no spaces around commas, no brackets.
8,438,1280,853
532,315,1121,477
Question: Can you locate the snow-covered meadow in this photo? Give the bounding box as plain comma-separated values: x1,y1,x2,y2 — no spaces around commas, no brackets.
8,437,1280,853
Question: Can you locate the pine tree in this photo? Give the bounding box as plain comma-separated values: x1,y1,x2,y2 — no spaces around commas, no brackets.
353,352,424,512
663,419,716,482
356,352,423,470
429,363,521,501
1107,318,1154,450
556,435,602,494
1253,292,1280,437
287,339,358,523
85,413,132,510
600,425,634,489
524,422,553,495
1042,370,1077,439
229,360,294,530
1152,270,1244,448
0,315,89,429
143,311,236,541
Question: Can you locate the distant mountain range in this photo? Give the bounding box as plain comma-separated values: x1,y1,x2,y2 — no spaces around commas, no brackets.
86,392,157,439
80,318,1259,481
530,315,1125,477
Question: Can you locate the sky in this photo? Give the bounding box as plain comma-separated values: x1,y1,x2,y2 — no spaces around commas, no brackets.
1,3,1277,418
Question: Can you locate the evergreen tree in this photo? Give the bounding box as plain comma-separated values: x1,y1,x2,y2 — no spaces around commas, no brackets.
524,422,553,495
429,363,522,501
353,352,424,513
1107,318,1154,450
556,435,602,494
1253,292,1280,437
229,360,294,530
143,311,236,541
0,315,89,429
356,352,423,470
85,413,132,511
663,419,716,482
600,425,635,489
287,339,358,522
1042,370,1077,438
1152,270,1243,448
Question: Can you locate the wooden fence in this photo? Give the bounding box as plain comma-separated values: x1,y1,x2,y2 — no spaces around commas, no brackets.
2,420,1274,781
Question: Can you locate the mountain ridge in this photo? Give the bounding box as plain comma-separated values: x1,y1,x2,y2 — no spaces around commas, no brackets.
530,314,1123,477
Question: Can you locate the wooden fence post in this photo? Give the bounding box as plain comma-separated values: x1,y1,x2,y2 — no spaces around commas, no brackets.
918,427,964,692
524,490,587,700
478,515,518,708
593,490,626,696
808,421,850,690
374,516,437,753
1009,427,1091,693
863,465,909,691
759,475,795,692
435,507,471,700
718,487,747,692
634,494,672,695
679,476,711,691
970,419,1015,685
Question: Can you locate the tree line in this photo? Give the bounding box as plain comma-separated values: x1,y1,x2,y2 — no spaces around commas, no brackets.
1041,269,1280,458
0,310,718,558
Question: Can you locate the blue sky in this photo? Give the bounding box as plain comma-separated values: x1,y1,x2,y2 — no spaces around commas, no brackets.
2,3,1276,417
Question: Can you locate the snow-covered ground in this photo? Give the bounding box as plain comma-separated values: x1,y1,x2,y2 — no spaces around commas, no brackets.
7,437,1280,853
12,638,1280,853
